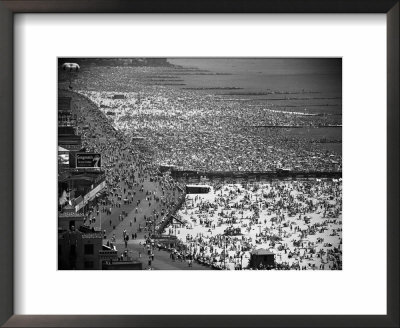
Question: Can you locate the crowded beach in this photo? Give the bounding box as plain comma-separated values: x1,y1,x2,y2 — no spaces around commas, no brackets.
59,60,342,270
172,179,342,270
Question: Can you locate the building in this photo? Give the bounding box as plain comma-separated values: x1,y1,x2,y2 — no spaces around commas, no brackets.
102,261,142,270
58,96,71,111
58,146,70,170
58,205,85,231
58,126,82,152
58,224,123,270
249,249,276,269
58,96,77,127
57,94,112,270
58,170,107,213
58,227,103,270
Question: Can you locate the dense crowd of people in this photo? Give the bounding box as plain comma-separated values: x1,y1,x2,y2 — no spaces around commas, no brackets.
69,66,342,173
172,179,342,270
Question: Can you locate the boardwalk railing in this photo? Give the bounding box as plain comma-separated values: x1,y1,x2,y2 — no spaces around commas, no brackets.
156,194,187,235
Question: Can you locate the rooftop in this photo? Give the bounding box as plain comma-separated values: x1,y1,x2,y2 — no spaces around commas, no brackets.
252,248,275,256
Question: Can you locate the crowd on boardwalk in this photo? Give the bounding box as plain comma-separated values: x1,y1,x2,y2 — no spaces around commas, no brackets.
66,91,185,252
71,66,342,173
171,179,342,270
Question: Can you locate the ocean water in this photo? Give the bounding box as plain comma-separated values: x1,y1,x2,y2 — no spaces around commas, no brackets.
168,58,342,115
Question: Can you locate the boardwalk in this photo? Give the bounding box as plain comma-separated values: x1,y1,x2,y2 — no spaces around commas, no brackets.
64,90,210,270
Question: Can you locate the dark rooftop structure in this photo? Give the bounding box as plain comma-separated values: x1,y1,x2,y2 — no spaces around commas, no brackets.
58,126,76,136
58,97,72,112
249,248,276,269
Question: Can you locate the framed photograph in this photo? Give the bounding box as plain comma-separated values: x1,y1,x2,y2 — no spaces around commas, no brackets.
0,1,398,327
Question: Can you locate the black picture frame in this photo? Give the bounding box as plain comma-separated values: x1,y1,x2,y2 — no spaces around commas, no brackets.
0,1,398,327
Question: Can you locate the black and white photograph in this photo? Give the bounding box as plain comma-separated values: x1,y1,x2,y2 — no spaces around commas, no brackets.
58,57,342,271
